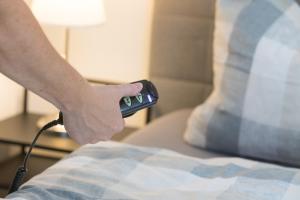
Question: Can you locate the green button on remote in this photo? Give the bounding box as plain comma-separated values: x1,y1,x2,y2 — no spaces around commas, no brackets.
136,93,143,103
123,97,132,107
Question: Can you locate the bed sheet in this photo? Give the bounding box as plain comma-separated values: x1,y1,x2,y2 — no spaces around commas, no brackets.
4,142,300,200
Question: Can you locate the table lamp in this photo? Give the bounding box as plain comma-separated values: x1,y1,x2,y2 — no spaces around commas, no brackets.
31,0,106,135
31,0,106,59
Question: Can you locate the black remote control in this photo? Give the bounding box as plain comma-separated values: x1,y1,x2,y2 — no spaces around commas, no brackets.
120,80,159,118
58,80,158,124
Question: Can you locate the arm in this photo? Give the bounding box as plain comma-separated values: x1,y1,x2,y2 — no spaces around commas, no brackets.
0,0,142,144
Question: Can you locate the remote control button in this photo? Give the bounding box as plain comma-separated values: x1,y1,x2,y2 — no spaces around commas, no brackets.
123,97,132,107
135,93,143,103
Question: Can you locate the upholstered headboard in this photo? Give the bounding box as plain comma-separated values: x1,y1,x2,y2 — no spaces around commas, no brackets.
149,0,215,118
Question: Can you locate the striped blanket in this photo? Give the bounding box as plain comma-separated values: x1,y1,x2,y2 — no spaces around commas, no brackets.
4,142,300,200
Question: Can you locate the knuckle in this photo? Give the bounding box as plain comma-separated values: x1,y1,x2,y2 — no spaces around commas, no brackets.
90,139,99,144
122,84,136,94
114,126,123,133
116,84,126,90
112,123,124,133
90,135,104,144
101,135,111,141
113,85,123,93
130,85,138,93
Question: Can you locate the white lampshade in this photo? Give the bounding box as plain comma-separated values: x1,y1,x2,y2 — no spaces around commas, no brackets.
31,0,106,27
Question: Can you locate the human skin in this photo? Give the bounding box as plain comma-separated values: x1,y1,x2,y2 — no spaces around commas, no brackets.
0,0,142,145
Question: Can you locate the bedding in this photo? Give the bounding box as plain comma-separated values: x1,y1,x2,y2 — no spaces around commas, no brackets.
4,142,300,200
184,0,300,166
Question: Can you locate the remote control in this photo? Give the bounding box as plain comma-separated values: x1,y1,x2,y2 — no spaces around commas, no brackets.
120,80,159,118
57,80,158,126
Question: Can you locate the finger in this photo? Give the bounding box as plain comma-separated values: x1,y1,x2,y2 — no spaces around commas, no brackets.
116,83,143,98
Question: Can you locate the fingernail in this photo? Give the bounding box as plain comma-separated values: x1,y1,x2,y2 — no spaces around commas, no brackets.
135,83,143,90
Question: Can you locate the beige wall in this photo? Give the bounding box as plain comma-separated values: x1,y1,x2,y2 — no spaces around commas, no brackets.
0,75,23,161
0,75,23,121
28,0,154,128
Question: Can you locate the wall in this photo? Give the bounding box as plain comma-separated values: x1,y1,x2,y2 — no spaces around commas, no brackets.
0,75,24,161
28,0,154,128
0,75,23,121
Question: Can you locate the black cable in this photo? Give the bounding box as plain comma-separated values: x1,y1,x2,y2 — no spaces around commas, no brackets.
8,112,64,194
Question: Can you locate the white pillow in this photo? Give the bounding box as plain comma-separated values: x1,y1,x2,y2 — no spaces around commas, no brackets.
184,0,300,166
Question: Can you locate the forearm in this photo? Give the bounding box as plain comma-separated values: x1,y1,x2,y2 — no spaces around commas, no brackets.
0,0,89,112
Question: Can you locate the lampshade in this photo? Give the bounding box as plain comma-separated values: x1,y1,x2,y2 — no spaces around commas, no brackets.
31,0,106,27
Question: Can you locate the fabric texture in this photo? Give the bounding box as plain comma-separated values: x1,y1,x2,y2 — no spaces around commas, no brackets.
5,142,300,200
184,0,300,166
149,0,215,118
124,109,223,159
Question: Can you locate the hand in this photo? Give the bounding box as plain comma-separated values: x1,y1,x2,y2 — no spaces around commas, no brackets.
62,83,143,145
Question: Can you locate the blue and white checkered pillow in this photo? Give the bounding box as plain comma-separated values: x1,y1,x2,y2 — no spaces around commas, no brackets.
184,0,300,166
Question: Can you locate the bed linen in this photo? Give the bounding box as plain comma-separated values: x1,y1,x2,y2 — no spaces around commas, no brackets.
4,142,300,200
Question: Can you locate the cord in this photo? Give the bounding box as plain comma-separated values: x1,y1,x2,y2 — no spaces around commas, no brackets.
8,112,64,194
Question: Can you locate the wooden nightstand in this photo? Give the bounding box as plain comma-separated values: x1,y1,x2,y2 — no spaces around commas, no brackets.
0,113,137,196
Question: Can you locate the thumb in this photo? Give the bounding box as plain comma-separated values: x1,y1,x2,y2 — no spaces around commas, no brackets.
116,83,143,98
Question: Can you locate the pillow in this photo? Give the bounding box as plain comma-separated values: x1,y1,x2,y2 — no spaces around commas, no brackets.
184,0,300,166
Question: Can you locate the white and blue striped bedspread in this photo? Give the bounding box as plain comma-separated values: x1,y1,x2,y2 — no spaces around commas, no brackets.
5,142,300,200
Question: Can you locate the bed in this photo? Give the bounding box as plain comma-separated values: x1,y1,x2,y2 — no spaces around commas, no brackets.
4,0,300,199
4,142,300,200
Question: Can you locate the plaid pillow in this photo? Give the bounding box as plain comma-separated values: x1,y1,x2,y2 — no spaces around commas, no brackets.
184,0,300,166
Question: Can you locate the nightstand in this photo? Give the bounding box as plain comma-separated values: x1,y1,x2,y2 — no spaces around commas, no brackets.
0,113,137,196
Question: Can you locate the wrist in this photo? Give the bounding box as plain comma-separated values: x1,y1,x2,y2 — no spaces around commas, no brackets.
57,79,92,113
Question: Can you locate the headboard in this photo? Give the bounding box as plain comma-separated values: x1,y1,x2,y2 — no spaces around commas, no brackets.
149,0,215,119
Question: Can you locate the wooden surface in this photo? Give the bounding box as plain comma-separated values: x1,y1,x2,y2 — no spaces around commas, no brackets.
0,114,80,153
0,113,138,153
0,188,6,198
